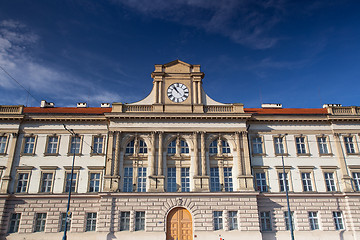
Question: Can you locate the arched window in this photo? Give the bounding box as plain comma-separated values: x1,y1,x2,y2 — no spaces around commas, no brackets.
125,140,134,154
139,140,147,154
168,140,176,154
209,140,218,154
180,140,189,154
222,140,230,153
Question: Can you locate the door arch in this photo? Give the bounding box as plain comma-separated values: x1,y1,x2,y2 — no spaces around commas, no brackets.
166,207,193,240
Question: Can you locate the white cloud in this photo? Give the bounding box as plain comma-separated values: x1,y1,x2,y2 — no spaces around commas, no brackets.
112,0,285,49
0,19,124,106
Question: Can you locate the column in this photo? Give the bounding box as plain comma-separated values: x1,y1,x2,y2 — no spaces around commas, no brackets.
150,132,156,176
0,133,19,193
104,131,114,191
235,132,243,176
241,131,252,176
193,81,198,104
113,131,121,176
158,132,163,176
237,131,253,191
158,81,162,103
193,132,199,176
333,133,353,192
197,81,202,104
155,81,159,103
201,132,206,176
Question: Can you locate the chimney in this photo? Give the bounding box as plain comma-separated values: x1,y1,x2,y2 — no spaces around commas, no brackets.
101,103,111,108
77,102,87,108
40,100,55,108
261,103,282,109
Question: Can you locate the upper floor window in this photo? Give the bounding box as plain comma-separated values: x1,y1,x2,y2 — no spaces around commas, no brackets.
180,140,189,154
222,140,230,154
40,173,53,193
139,140,147,154
255,172,268,192
125,139,147,155
181,168,190,192
274,137,285,155
65,172,77,193
23,136,36,154
224,167,233,192
301,172,313,192
137,167,147,192
69,136,81,154
210,167,220,192
46,136,59,154
252,137,263,154
16,172,29,193
353,172,360,191
123,167,133,192
167,140,176,155
209,140,218,154
0,135,8,154
89,172,101,192
167,167,177,192
279,172,289,192
317,136,329,154
92,136,103,154
295,136,307,154
324,172,336,192
344,136,356,154
126,140,135,154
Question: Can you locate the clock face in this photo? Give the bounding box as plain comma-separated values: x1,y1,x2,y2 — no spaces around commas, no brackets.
167,83,189,103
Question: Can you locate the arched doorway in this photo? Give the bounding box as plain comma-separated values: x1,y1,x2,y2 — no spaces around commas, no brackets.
166,207,193,240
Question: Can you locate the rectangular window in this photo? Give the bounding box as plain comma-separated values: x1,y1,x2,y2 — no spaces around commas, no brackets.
210,167,220,192
353,172,360,191
284,211,294,231
0,136,7,154
333,211,344,230
213,211,223,230
23,136,35,154
120,212,130,231
274,137,284,154
324,172,336,191
167,167,177,192
40,173,53,193
255,172,267,192
89,173,101,192
65,172,77,193
137,167,147,192
60,212,71,232
181,167,190,192
308,212,319,230
8,213,21,233
228,211,238,230
301,172,313,191
123,167,133,192
34,213,46,232
86,213,97,231
224,167,233,192
295,137,306,154
135,211,145,231
16,173,29,193
317,137,329,154
344,136,356,154
260,211,271,231
279,172,289,192
252,137,263,154
46,136,58,154
92,136,103,154
70,136,81,154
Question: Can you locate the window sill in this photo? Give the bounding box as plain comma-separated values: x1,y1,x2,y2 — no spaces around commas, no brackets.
44,153,59,156
319,153,333,156
20,153,35,156
252,153,266,156
346,153,360,156
90,153,105,156
297,153,310,156
275,153,289,156
0,153,7,156
67,153,82,156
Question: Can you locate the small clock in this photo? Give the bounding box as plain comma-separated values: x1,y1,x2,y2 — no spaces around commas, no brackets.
167,83,189,103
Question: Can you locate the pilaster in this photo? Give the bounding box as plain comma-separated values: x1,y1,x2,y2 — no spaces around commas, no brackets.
0,132,19,193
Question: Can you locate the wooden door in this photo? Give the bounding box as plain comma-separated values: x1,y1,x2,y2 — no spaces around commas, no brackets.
166,207,193,240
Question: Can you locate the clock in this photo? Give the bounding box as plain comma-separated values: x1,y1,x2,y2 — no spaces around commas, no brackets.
167,83,189,103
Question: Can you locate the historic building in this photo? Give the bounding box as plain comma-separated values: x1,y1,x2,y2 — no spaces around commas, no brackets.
0,60,359,240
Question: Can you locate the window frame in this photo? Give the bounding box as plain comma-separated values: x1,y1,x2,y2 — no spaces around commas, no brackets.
308,211,319,230
213,211,223,230
253,166,269,192
333,211,345,230
228,211,238,230
88,171,102,193
137,167,147,192
85,212,97,232
167,139,176,155
180,139,189,154
276,166,293,192
273,135,288,156
167,167,177,192
21,135,37,156
63,167,80,193
0,134,9,155
349,166,360,192
294,135,310,156
119,211,130,231
210,167,221,192
67,135,83,156
60,212,71,232
223,167,233,192
284,211,295,231
8,213,21,233
298,166,316,192
91,135,105,155
181,167,190,192
34,213,47,232
259,211,272,231
135,211,145,231
123,167,134,192
44,135,60,156
251,136,265,155
316,135,332,156
39,169,56,193
320,166,339,192
209,139,218,155
15,167,33,193
343,135,359,155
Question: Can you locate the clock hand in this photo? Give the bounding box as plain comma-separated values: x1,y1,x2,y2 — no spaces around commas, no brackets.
174,87,180,94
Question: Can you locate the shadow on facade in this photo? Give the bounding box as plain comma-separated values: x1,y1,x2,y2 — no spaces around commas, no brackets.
259,198,283,240
106,197,117,240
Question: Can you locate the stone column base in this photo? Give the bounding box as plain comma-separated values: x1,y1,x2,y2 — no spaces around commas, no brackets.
104,175,120,192
342,175,354,192
193,175,210,192
238,175,254,191
148,175,165,192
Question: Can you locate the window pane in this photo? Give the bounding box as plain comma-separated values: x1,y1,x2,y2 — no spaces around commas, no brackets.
209,140,217,154
70,136,81,154
137,167,147,192
167,167,177,192
8,213,21,233
167,140,176,154
47,136,58,154
92,137,103,154
222,140,230,153
255,172,267,192
296,137,306,154
229,211,238,230
60,212,71,232
279,172,289,192
252,137,263,154
181,168,190,192
180,140,189,154
0,136,7,153
16,173,29,193
317,137,328,154
89,173,101,192
123,167,133,192
213,211,223,230
24,137,35,154
86,213,97,231
139,140,147,154
120,212,130,231
224,167,233,192
135,211,145,231
308,212,319,230
274,137,284,154
65,173,77,192
302,172,313,192
260,211,271,231
40,173,53,192
210,168,220,192
324,172,336,191
34,213,47,232
353,172,360,191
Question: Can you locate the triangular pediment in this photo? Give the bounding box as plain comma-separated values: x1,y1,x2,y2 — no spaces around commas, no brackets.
163,59,191,73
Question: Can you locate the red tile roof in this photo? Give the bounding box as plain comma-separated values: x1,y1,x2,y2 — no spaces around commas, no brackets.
244,108,328,115
23,107,112,114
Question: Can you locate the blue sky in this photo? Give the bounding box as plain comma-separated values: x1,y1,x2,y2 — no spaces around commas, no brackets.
0,0,359,108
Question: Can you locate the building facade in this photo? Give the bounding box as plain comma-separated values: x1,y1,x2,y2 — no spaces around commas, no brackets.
0,60,360,240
